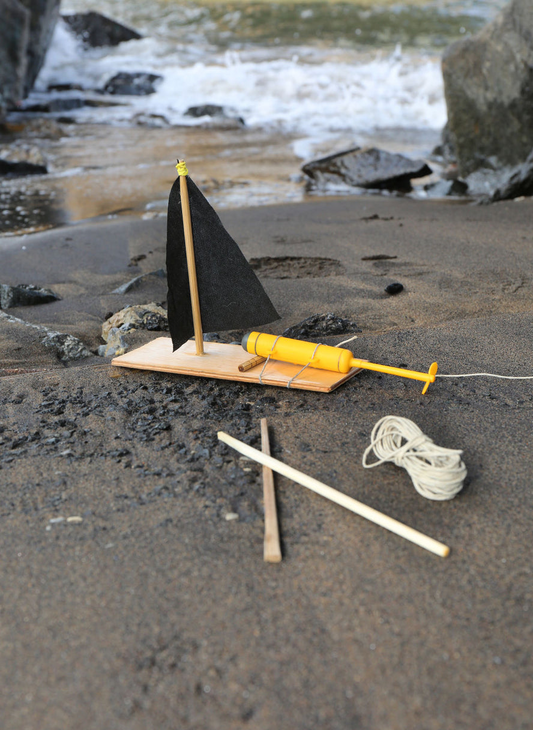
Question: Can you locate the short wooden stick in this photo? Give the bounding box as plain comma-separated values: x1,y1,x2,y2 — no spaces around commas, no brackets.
260,419,282,563
179,162,204,356
238,355,267,372
218,431,450,558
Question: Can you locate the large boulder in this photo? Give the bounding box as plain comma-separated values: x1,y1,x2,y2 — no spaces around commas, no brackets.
0,0,60,113
0,0,30,113
442,0,533,178
20,0,61,95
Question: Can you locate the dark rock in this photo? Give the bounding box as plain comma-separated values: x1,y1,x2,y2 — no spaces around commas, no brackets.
21,97,86,113
0,283,60,308
0,0,30,111
302,147,432,192
0,159,47,176
21,0,61,95
42,332,92,361
0,142,47,177
491,149,533,202
62,11,143,47
442,0,533,178
133,113,170,128
282,313,361,340
0,0,60,110
385,283,404,295
185,104,226,118
185,105,245,126
103,72,162,96
47,83,83,92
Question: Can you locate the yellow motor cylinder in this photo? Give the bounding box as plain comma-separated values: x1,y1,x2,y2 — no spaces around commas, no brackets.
243,332,353,373
242,331,438,393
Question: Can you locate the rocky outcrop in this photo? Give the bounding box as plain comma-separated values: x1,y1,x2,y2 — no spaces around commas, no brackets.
282,313,361,340
0,283,59,307
0,0,60,114
21,0,61,96
62,11,142,47
302,147,432,193
0,0,30,113
99,303,168,357
442,0,533,180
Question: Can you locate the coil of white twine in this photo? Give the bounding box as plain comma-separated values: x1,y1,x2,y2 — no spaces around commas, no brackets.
362,416,467,500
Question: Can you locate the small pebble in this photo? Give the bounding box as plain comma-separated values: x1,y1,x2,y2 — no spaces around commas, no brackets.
385,282,404,295
225,512,239,521
49,517,64,524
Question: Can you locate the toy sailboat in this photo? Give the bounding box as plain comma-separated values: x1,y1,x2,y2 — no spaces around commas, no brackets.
112,162,362,392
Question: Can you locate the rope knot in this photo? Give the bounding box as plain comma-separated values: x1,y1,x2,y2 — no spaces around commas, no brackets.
362,416,467,500
176,160,188,176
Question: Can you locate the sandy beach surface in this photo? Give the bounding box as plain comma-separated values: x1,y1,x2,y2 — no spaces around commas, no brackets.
1,193,532,728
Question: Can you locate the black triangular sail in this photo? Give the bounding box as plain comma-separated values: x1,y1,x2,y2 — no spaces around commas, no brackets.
166,175,280,350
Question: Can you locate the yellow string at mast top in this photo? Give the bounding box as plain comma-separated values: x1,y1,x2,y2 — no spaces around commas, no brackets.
176,160,188,176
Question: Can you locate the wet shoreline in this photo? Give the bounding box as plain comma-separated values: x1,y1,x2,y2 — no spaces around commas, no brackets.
0,119,446,238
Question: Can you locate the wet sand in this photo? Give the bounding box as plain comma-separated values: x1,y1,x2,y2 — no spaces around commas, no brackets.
0,120,442,236
1,194,532,729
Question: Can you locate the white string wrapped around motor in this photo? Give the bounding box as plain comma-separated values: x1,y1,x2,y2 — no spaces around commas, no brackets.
362,416,467,501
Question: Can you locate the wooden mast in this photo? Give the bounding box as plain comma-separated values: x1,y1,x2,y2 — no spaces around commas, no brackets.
178,160,204,355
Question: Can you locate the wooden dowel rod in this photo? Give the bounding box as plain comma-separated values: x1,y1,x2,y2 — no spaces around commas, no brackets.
179,161,204,356
261,419,282,563
238,355,267,372
218,431,450,558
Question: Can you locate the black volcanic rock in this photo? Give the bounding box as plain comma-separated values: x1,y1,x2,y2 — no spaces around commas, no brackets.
282,313,361,340
0,284,60,308
103,72,162,96
62,11,142,47
302,147,432,192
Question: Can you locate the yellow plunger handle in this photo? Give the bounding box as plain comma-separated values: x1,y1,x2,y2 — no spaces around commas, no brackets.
242,332,438,393
348,357,438,393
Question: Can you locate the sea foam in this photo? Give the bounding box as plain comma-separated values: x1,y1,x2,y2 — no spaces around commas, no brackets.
36,20,446,154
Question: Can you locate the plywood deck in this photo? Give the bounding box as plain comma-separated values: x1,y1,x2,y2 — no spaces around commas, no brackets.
112,338,361,393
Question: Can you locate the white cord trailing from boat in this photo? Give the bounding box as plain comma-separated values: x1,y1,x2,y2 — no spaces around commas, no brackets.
436,373,533,379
